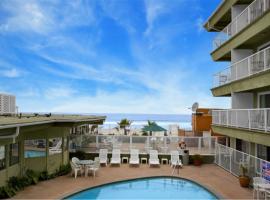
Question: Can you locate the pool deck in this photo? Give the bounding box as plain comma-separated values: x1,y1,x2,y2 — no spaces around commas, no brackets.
13,164,252,199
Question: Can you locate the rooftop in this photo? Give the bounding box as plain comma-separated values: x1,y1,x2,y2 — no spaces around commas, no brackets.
0,113,106,128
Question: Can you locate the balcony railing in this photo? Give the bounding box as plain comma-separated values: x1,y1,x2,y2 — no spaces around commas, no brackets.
212,108,270,132
213,46,270,87
70,135,222,155
213,0,270,49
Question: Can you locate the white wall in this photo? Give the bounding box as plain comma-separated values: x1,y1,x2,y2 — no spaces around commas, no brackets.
231,92,253,109
231,49,253,63
231,5,248,19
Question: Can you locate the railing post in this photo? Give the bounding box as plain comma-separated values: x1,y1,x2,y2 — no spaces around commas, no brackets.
218,144,221,166
248,110,251,130
130,135,132,150
264,109,267,132
264,48,267,71
219,111,221,125
236,111,238,127
96,135,99,149
227,110,229,126
229,149,232,173
248,57,251,76
247,7,250,24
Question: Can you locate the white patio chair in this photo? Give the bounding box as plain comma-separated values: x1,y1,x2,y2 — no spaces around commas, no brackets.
170,151,183,168
110,149,121,165
253,177,267,199
129,149,140,165
70,161,83,178
85,157,100,178
99,149,108,166
72,157,81,165
149,150,160,166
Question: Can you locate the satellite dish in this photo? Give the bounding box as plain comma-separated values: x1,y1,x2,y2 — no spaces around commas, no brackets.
191,102,199,112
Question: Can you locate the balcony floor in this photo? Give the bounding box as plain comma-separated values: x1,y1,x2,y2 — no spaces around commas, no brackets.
13,164,252,199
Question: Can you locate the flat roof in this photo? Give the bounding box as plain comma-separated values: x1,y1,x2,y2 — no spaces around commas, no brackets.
0,114,106,129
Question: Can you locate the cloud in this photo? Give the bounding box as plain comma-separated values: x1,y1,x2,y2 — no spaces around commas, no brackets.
0,0,97,34
196,17,204,33
44,86,76,99
0,68,21,78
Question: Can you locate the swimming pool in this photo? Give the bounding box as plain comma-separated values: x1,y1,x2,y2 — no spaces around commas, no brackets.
24,150,46,158
66,177,218,199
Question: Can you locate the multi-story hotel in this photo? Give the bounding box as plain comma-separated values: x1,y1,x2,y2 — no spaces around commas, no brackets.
204,0,270,161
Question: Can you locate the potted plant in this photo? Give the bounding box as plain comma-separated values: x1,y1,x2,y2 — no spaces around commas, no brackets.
192,154,203,166
239,164,250,187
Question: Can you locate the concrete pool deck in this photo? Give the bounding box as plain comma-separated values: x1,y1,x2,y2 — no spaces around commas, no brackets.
13,164,252,199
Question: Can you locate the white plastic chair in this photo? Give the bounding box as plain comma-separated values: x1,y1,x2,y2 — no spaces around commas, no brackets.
253,177,267,199
110,149,121,165
99,149,108,166
170,150,183,168
85,157,100,178
70,161,83,178
149,150,160,166
72,157,80,165
129,149,140,165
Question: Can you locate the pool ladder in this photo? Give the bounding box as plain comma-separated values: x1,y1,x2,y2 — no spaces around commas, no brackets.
171,160,180,175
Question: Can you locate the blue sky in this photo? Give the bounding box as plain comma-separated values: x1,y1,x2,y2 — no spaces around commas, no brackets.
0,0,230,114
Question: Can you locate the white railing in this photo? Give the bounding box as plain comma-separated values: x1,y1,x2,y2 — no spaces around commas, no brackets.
213,0,270,49
70,135,222,155
215,143,270,182
212,108,270,132
213,46,270,87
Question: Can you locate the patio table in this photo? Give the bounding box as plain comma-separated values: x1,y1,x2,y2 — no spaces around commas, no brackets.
258,183,270,190
78,160,94,176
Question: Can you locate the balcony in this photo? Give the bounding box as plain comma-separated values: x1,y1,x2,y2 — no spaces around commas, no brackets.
213,0,270,49
213,46,270,88
212,108,270,132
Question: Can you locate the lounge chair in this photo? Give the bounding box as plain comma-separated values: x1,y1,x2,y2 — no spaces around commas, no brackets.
70,161,83,178
85,157,100,178
170,151,183,168
129,149,140,165
149,150,160,166
99,149,108,166
49,140,62,154
110,149,121,165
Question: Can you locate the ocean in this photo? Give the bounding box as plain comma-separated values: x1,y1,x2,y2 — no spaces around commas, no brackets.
94,113,192,130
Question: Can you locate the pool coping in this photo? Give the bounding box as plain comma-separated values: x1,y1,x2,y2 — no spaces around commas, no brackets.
61,175,224,199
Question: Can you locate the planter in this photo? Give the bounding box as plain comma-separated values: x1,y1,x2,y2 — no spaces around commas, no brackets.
193,159,202,166
239,176,250,187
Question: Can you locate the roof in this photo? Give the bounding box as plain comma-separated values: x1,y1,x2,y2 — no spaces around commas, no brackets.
0,113,106,129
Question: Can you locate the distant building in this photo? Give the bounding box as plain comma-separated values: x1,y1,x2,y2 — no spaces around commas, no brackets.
0,93,16,115
205,0,270,161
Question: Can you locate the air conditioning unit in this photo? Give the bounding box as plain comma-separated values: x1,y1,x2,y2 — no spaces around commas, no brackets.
0,93,16,115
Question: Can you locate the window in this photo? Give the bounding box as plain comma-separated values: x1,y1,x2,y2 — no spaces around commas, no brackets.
257,144,270,161
0,146,5,170
259,93,270,108
9,143,19,165
24,139,46,158
49,138,62,155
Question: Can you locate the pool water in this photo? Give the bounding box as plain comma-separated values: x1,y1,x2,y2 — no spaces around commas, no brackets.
67,177,218,199
24,150,46,158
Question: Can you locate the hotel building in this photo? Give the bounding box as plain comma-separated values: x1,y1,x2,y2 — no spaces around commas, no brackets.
204,0,270,161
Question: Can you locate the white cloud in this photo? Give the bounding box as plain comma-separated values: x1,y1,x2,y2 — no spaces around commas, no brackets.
196,17,204,33
0,68,21,78
44,86,76,99
0,0,97,34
